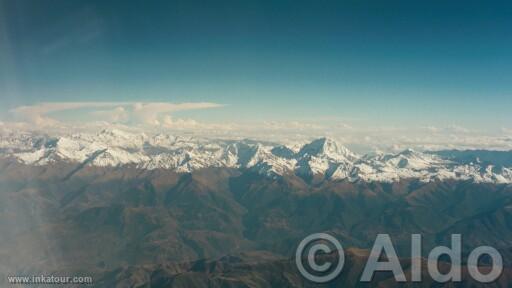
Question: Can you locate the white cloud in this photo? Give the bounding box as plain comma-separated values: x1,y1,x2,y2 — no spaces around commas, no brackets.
420,125,471,134
131,102,223,125
262,120,325,130
445,124,471,134
90,106,130,123
9,101,223,128
10,102,129,125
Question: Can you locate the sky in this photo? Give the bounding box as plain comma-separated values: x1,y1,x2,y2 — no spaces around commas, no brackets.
1,0,512,142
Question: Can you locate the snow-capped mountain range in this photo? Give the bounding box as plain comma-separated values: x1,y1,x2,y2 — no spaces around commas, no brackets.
1,129,511,184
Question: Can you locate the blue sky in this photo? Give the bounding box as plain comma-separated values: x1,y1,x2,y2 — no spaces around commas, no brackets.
1,0,511,130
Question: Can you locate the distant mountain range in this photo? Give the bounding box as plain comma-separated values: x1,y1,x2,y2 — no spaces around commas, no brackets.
1,128,511,183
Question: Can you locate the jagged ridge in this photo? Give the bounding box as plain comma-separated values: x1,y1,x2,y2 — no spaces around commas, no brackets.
1,129,512,183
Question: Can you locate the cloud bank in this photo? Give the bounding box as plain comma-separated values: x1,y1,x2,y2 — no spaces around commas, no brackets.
9,101,223,127
3,102,512,153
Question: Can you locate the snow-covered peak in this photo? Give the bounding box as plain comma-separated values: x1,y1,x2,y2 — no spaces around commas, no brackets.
369,148,448,170
299,138,357,161
93,128,147,149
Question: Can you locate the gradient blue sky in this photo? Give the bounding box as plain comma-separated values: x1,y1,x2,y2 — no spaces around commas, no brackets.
1,0,511,129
